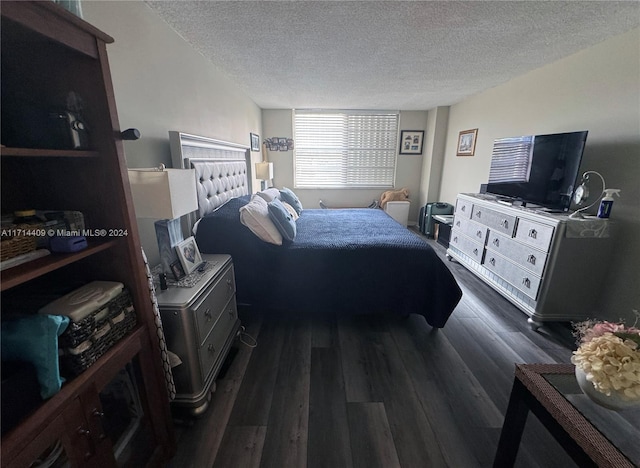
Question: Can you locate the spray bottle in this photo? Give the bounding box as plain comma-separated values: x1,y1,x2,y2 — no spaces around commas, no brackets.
597,189,621,218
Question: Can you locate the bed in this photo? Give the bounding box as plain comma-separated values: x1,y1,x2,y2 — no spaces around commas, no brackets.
170,132,462,328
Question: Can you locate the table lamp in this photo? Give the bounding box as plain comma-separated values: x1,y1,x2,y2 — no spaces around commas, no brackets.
128,166,198,274
255,161,273,191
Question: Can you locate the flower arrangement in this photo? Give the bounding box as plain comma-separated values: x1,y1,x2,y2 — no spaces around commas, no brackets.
571,316,640,402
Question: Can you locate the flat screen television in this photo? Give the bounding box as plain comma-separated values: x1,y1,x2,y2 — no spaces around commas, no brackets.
485,130,588,212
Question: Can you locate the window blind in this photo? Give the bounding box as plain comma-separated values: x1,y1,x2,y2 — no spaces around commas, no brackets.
293,110,398,188
488,135,535,184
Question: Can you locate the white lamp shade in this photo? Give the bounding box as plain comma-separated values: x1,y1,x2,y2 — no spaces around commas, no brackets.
255,162,274,181
128,168,198,219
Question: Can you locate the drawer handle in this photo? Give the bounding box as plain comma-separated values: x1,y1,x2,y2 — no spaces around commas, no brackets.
228,308,235,318
77,427,90,436
476,210,481,218
204,308,212,321
527,254,536,265
492,238,499,247
92,409,104,418
461,205,466,212
528,229,537,239
489,257,495,266
208,344,216,354
522,277,531,288
501,219,509,229
227,279,233,291
476,230,483,239
473,248,479,256
456,220,461,227
453,236,458,243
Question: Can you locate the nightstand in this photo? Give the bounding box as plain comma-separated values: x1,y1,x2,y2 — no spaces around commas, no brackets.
155,254,240,416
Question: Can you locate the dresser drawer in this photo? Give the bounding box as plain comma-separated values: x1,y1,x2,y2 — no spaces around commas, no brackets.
514,218,554,252
455,198,473,218
453,216,487,243
483,251,542,300
487,230,548,277
198,298,238,381
450,231,484,264
193,265,236,345
471,206,516,236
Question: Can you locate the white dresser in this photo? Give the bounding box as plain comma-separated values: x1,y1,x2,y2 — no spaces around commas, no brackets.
447,193,612,328
155,254,240,415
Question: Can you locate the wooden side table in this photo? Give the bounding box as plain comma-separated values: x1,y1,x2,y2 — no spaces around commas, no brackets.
494,364,639,467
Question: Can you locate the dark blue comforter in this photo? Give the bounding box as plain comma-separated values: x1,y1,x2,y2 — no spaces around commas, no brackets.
195,196,461,327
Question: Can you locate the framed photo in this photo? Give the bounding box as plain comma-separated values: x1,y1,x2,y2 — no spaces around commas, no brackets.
250,133,260,152
399,130,424,155
456,128,478,156
170,259,186,281
176,236,203,274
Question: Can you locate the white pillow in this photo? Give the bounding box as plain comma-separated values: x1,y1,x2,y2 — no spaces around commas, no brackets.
256,188,281,203
239,195,283,245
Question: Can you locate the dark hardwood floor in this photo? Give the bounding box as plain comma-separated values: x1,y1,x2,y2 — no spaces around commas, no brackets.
168,236,581,468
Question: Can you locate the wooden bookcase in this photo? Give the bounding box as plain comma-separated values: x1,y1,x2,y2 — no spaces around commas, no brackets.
1,2,174,466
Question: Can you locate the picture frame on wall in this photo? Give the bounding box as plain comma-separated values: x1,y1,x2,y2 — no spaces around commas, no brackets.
456,128,478,156
250,133,260,152
176,236,203,274
399,130,424,155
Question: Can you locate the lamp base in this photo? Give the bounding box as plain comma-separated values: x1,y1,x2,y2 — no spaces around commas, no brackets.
155,218,183,274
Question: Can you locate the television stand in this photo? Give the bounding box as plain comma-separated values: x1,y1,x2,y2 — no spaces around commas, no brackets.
447,193,612,328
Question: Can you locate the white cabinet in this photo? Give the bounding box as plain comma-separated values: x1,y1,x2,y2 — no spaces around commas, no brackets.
155,254,240,416
447,193,612,328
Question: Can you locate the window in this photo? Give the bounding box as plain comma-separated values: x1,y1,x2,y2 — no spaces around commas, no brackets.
488,135,534,184
293,110,399,188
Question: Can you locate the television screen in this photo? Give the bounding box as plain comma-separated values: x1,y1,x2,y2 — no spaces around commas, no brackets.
485,131,588,211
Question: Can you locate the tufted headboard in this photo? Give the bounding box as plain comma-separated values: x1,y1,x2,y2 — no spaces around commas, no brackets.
169,131,251,224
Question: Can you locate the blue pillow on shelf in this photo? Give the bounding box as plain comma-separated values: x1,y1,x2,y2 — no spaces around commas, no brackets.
279,187,303,215
268,198,297,242
1,314,70,399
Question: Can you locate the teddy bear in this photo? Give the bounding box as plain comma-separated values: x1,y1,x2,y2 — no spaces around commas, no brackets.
380,188,409,209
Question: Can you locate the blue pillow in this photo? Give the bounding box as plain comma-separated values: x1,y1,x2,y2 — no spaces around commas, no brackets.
279,187,303,215
268,198,297,242
1,314,70,399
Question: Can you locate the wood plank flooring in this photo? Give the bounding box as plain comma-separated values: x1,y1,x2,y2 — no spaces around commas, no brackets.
169,237,583,468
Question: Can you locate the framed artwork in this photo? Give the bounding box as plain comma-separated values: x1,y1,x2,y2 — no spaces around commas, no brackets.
170,259,186,281
456,128,478,156
399,130,424,155
250,133,260,152
176,236,203,274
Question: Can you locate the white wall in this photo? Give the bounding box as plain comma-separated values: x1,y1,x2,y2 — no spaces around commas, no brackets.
437,28,640,323
262,109,427,221
82,1,263,265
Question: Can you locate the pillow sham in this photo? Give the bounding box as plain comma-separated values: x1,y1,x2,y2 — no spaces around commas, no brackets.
268,198,297,242
280,187,303,214
239,195,283,245
281,201,299,221
256,188,281,203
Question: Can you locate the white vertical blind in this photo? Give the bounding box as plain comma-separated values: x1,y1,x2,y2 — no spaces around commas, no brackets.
294,110,399,188
488,135,535,184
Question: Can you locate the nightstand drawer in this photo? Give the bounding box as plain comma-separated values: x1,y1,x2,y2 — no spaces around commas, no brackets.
198,298,238,381
193,265,236,345
453,216,487,243
455,198,473,218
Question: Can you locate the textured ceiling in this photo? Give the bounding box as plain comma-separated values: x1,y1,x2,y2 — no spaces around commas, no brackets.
145,1,639,110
